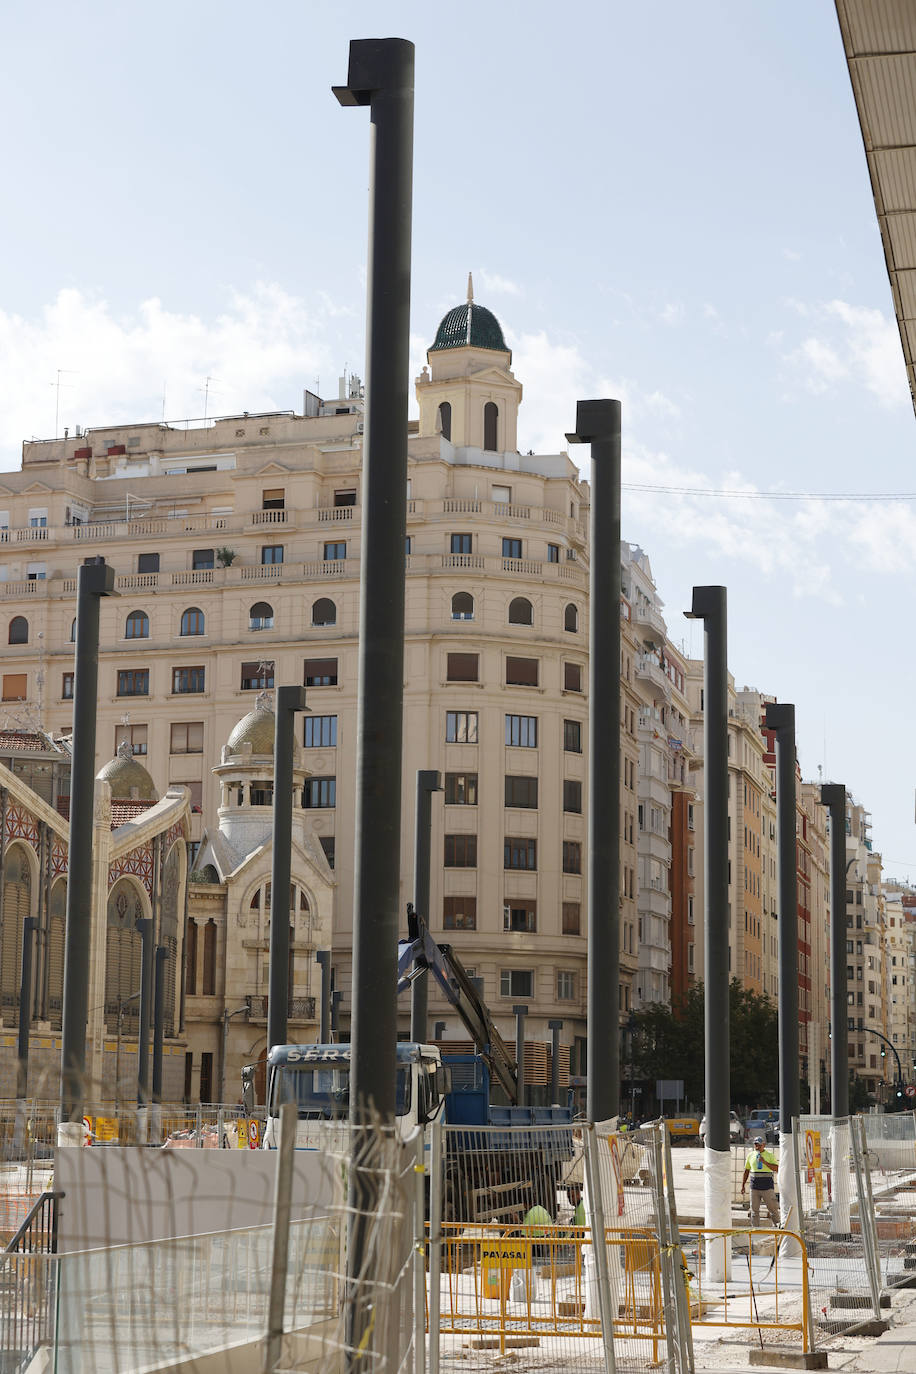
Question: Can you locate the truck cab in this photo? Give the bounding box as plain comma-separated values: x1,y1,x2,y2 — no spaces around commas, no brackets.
252,1042,450,1149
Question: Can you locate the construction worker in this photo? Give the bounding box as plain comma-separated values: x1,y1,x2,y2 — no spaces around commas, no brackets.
741,1135,780,1225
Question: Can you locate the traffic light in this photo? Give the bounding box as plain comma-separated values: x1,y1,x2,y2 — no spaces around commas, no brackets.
880,1047,886,1057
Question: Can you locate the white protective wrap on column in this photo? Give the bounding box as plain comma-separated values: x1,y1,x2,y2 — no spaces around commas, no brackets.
704,1145,732,1281
582,1118,624,1330
830,1120,852,1238
777,1129,802,1257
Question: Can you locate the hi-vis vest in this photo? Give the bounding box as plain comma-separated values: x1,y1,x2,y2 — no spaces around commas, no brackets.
746,1149,776,1174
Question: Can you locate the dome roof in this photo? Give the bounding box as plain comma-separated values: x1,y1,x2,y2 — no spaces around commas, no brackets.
97,741,159,802
226,701,275,756
430,275,509,355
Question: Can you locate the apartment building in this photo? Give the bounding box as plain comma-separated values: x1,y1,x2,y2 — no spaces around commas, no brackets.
845,797,891,1099
2,286,666,1096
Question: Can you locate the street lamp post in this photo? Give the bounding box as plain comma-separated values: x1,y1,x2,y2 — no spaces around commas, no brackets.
566,399,622,1124
221,1004,251,1106
267,685,308,1055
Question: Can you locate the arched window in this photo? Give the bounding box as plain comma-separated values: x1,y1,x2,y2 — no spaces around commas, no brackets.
451,592,474,621
437,401,452,441
181,607,205,637
312,598,337,627
8,616,28,645
484,402,498,451
249,601,274,631
0,845,31,1008
70,618,76,642
564,603,579,633
125,609,149,640
508,597,533,626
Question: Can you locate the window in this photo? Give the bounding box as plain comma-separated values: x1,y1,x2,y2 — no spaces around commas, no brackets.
249,601,274,630
564,603,579,633
118,668,149,696
70,618,76,642
241,661,274,691
484,402,498,451
170,721,204,754
500,969,533,999
8,616,28,645
504,902,537,933
564,719,582,753
2,674,26,702
304,657,338,687
563,779,582,813
137,553,160,574
115,722,148,756
261,545,284,564
446,710,478,743
319,836,336,869
562,901,581,935
505,714,537,747
502,537,522,559
248,780,273,807
505,775,538,808
303,777,336,809
564,662,582,692
450,533,473,555
445,772,478,805
444,834,477,867
180,607,205,636
334,489,357,507
547,543,560,563
124,609,149,640
312,597,336,626
192,549,214,570
27,564,46,581
557,971,577,1001
563,840,582,874
437,402,452,441
447,652,479,682
28,508,48,528
323,542,346,561
504,837,537,870
62,672,74,699
508,597,533,625
304,715,338,748
451,592,474,620
172,666,205,694
262,489,285,510
506,656,538,686
443,896,476,930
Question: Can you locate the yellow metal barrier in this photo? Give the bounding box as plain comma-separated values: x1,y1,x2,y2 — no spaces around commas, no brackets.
430,1221,666,1358
679,1225,811,1351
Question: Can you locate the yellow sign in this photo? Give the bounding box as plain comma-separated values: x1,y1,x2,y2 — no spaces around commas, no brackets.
805,1129,823,1208
480,1240,532,1270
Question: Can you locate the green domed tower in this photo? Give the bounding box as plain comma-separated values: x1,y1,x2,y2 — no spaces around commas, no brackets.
416,274,522,453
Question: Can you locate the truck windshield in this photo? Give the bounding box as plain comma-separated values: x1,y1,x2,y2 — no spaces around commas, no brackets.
271,1063,412,1118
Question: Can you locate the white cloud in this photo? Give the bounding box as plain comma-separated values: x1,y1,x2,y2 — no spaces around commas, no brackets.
783,247,802,261
0,285,353,470
659,302,684,326
478,270,521,296
783,298,909,408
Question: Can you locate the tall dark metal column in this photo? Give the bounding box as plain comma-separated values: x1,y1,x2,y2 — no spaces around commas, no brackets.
334,37,414,1125
316,950,331,1042
766,703,800,1135
513,1005,527,1108
152,945,167,1100
268,686,308,1054
548,1019,563,1107
410,769,441,1043
566,399,621,1122
685,589,730,1152
59,559,116,1126
821,783,849,1119
136,916,153,1107
16,917,38,1099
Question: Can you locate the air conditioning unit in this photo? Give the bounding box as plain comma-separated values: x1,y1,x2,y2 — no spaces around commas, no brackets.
356,421,364,434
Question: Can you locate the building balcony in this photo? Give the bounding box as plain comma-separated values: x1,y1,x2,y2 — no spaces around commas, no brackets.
635,653,671,699
639,885,670,919
246,994,316,1025
639,828,671,867
630,599,667,640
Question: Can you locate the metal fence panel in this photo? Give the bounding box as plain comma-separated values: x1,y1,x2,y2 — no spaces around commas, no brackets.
794,1114,883,1339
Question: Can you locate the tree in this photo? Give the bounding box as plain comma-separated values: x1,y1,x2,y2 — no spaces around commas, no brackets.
628,979,779,1108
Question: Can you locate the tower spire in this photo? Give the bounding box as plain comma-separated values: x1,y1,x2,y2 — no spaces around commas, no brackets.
467,272,474,304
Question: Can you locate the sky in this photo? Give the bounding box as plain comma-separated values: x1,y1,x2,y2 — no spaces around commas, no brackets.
2,1,915,873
